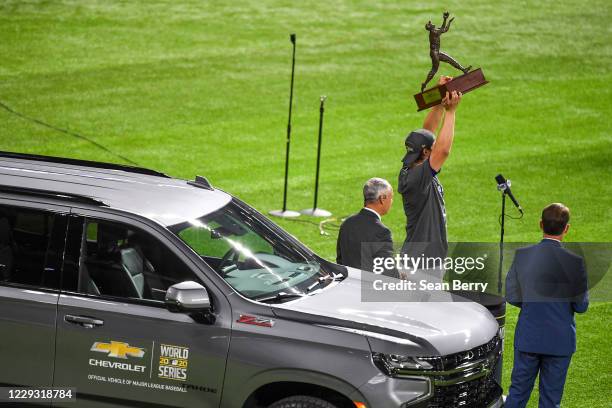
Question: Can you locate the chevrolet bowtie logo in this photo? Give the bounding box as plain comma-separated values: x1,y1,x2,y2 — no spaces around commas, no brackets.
91,341,145,359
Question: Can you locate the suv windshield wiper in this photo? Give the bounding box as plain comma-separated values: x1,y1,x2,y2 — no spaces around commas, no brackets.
255,292,307,304
307,272,345,293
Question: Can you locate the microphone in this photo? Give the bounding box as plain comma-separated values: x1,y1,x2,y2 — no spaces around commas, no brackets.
495,174,523,214
290,33,296,44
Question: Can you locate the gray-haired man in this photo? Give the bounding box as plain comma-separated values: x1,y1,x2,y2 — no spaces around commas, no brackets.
336,178,398,277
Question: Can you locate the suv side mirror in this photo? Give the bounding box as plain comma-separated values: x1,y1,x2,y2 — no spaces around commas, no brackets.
165,281,211,313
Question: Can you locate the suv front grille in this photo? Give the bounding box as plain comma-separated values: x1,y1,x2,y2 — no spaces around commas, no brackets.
419,334,501,372
428,335,501,408
425,370,502,408
404,335,503,408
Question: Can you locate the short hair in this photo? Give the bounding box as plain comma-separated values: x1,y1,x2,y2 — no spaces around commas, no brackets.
363,178,392,204
541,203,570,235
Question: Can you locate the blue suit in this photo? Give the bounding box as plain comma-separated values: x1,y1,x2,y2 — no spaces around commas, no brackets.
505,239,589,408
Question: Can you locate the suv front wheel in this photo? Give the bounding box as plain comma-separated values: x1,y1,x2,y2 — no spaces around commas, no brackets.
268,395,339,408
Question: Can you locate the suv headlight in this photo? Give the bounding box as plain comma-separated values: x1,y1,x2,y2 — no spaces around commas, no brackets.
373,353,436,377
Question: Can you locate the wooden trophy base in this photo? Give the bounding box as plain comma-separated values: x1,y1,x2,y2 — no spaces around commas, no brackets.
414,68,488,111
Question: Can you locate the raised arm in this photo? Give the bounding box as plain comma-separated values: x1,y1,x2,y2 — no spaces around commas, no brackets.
443,17,455,32
423,105,444,133
429,90,461,172
441,12,449,30
423,76,452,132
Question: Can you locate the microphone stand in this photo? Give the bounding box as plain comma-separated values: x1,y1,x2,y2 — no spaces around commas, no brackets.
496,178,521,387
497,183,507,294
301,96,332,217
270,34,300,218
497,178,523,293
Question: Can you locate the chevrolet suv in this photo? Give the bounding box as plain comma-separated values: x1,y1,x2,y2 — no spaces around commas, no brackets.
0,151,504,408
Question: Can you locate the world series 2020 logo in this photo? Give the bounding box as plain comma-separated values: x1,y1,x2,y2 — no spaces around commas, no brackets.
158,344,189,381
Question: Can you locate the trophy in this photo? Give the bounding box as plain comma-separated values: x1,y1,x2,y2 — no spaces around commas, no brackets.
414,11,488,111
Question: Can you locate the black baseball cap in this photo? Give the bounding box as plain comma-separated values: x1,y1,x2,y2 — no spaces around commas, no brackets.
402,128,435,165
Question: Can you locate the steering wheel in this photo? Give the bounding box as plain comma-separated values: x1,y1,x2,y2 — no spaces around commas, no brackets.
219,248,239,275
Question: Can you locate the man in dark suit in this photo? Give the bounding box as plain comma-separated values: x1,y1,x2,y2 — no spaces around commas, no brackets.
505,203,589,408
336,178,397,277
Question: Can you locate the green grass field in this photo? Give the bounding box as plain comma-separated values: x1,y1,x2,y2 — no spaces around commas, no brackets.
1,1,610,406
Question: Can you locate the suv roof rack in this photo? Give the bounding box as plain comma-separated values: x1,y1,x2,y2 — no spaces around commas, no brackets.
0,151,170,178
0,185,108,207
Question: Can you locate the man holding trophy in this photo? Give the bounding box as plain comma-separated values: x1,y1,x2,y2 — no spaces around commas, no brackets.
401,10,486,275
399,77,461,264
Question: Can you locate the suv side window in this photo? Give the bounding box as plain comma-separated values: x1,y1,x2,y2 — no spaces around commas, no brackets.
69,217,200,302
0,204,66,289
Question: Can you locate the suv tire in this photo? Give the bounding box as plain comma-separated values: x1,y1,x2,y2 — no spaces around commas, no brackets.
268,395,339,408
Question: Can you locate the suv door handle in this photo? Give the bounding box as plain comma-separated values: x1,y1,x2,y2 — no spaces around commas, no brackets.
64,315,104,329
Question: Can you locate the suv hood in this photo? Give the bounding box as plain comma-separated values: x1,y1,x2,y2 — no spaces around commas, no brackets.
272,267,499,356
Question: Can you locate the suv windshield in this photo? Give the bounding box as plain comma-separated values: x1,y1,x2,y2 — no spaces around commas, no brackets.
169,199,344,301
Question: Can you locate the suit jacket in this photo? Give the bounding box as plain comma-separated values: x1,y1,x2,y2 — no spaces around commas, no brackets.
336,209,397,277
505,239,589,356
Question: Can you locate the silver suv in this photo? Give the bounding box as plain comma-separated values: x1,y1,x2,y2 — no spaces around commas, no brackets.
0,151,503,408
